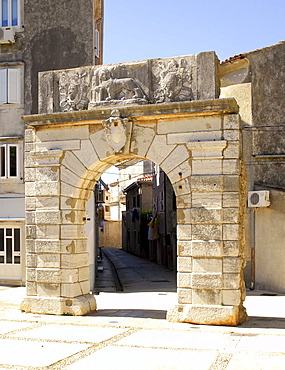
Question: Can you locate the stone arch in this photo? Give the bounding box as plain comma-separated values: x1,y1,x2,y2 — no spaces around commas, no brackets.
21,98,247,325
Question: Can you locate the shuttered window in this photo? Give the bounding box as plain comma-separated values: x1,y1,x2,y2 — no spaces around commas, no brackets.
0,67,20,104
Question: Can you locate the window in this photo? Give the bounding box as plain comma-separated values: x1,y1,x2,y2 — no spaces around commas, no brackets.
0,67,21,104
0,143,18,178
0,226,21,264
1,0,20,27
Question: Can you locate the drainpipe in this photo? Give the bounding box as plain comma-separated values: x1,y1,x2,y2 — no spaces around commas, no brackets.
249,148,255,290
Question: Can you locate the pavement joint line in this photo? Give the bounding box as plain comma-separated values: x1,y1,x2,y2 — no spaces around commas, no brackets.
0,322,47,338
49,327,141,369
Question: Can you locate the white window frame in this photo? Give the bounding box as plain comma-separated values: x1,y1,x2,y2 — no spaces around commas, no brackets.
0,143,19,178
0,66,21,104
0,225,21,265
0,0,21,28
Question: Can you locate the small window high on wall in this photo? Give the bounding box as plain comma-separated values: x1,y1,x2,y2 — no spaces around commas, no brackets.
0,144,18,178
1,0,20,27
0,67,21,104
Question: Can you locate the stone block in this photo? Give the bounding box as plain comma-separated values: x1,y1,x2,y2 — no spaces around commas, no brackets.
26,211,35,225
177,224,191,240
177,240,192,257
36,225,60,239
147,134,175,165
167,159,192,185
190,175,223,192
223,175,240,191
223,273,240,289
61,253,89,269
61,151,87,177
36,139,80,151
78,267,90,281
36,210,61,225
223,241,240,256
37,283,61,297
197,51,220,100
25,182,35,197
26,239,35,253
187,140,227,159
223,129,240,141
37,254,60,268
60,196,86,211
192,224,222,240
160,145,190,174
89,129,114,160
61,210,86,225
223,159,240,175
26,268,36,282
26,282,37,296
192,258,222,273
80,280,90,295
177,257,192,272
36,196,60,210
223,114,240,130
60,239,88,254
36,269,61,283
35,240,60,254
26,196,36,211
222,192,240,207
168,130,221,144
36,125,89,142
223,257,242,273
173,177,191,196
223,141,240,159
223,224,240,240
190,208,222,224
25,128,35,143
192,192,222,208
191,241,223,257
61,282,82,298
36,166,59,182
60,166,81,187
192,289,222,305
61,269,79,283
176,193,192,209
25,167,36,181
178,273,191,288
192,273,223,289
223,208,239,224
74,139,100,169
35,181,60,196
222,290,241,306
158,116,221,135
61,224,86,239
177,208,191,224
26,225,36,239
131,123,156,158
177,288,192,304
26,254,37,268
192,159,222,175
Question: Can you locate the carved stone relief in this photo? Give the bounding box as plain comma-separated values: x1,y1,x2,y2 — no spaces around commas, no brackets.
58,68,90,112
102,109,130,152
89,66,148,107
153,58,194,103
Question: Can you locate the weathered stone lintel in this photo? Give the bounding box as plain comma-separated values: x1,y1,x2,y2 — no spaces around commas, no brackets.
167,304,247,326
20,294,96,316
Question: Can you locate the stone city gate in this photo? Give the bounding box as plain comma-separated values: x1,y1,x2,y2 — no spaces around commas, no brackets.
20,52,247,325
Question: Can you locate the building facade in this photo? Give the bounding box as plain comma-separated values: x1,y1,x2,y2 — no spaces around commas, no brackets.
0,0,103,284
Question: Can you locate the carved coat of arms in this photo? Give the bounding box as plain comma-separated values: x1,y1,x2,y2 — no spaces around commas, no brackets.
102,110,129,152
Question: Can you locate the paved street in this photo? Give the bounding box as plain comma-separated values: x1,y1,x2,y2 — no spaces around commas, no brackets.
0,247,285,369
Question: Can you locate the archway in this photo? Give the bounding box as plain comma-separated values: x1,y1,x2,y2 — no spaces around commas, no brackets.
20,52,247,325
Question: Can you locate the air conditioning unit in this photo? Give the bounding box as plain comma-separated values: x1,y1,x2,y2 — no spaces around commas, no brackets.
248,190,270,208
96,189,104,203
0,27,15,44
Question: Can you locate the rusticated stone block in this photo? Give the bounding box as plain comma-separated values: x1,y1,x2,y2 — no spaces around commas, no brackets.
222,289,241,306
191,241,222,257
223,224,240,240
223,241,240,256
177,224,191,240
36,268,61,283
192,224,222,240
26,281,37,296
223,273,240,289
37,283,61,297
178,273,191,288
223,114,240,130
35,240,60,254
177,240,191,257
192,289,222,305
191,175,223,192
177,288,192,304
192,192,222,208
223,257,243,273
192,273,223,289
37,254,60,268
223,208,239,224
192,258,222,273
190,208,222,224
177,257,192,273
61,253,89,269
222,192,240,208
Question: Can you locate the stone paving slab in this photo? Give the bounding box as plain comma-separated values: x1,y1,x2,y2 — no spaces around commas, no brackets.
65,345,218,370
226,352,285,370
0,320,39,334
10,323,127,342
0,338,88,367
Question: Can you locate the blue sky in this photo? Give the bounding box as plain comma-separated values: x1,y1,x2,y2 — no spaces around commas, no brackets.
104,0,285,65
